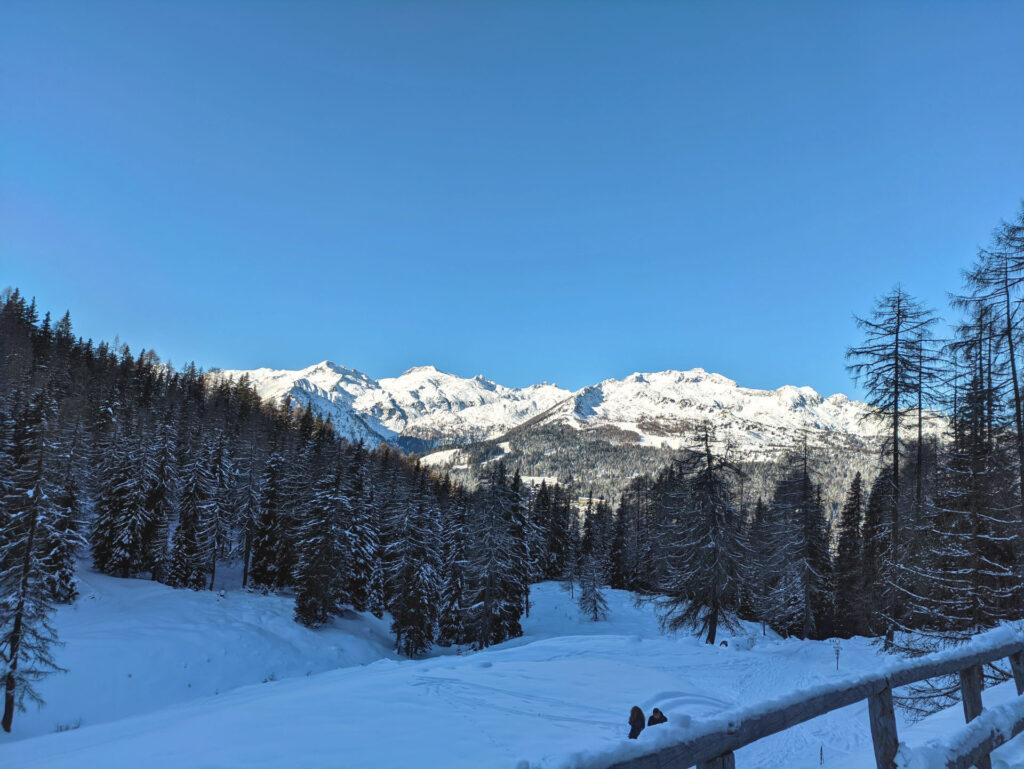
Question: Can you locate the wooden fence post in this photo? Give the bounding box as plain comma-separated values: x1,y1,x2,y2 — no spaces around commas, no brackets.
1009,651,1024,738
958,664,991,769
1008,651,1024,695
868,683,899,769
697,752,735,769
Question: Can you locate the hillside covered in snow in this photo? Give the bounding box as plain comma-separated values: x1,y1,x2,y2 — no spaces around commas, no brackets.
215,361,927,501
213,361,571,450
2,569,1014,769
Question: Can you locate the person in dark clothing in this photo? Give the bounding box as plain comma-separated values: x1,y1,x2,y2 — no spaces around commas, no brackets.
647,708,668,726
628,706,646,739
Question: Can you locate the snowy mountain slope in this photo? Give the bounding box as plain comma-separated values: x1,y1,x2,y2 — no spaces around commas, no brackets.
214,362,896,456
212,361,571,450
419,368,933,502
516,368,892,461
214,361,932,501
1,578,995,769
0,565,396,742
212,361,393,446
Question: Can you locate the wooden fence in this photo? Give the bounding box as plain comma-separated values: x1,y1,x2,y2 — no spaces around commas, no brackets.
603,631,1024,769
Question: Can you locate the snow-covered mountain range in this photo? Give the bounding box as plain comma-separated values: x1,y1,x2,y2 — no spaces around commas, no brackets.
213,361,904,501
212,361,571,449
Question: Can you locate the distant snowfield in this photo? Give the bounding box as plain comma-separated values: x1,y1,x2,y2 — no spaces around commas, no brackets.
3,573,1022,769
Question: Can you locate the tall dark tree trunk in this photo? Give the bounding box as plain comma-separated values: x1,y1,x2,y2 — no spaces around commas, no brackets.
886,309,900,649
3,507,40,733
242,528,252,588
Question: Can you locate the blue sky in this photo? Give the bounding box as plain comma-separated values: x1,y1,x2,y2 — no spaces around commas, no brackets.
2,1,1022,395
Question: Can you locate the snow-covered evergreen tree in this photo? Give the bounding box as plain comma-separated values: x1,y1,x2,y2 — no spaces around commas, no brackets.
140,419,176,581
834,472,864,637
508,470,535,618
344,446,377,613
91,431,149,577
294,467,351,628
249,451,287,589
656,428,746,644
0,392,64,733
765,451,833,640
436,491,469,646
466,463,525,649
205,432,237,590
42,471,85,604
578,552,609,622
165,444,215,590
388,474,439,657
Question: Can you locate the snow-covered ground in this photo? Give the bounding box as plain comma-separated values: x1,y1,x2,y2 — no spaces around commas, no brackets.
1,566,396,741
2,573,1021,769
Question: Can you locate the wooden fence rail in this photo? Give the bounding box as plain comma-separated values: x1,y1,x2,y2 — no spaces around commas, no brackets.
603,631,1024,769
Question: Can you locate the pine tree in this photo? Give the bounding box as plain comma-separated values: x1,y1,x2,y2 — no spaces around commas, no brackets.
507,470,535,618
608,503,628,589
344,448,377,612
656,428,746,645
743,497,772,632
436,494,469,646
91,431,149,577
834,472,864,637
140,421,176,581
847,287,938,644
249,451,287,589
365,542,386,620
578,552,609,621
768,451,833,640
954,205,1024,521
539,480,573,580
237,451,263,589
165,446,214,590
388,475,439,657
205,432,236,590
896,333,1019,715
0,392,64,732
862,465,894,636
294,467,350,628
466,463,525,649
42,472,85,603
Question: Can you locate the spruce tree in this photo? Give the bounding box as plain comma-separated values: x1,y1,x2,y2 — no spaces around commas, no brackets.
834,472,864,637
91,432,149,577
578,552,609,621
764,450,832,639
862,466,894,636
140,421,176,581
0,392,64,733
508,470,535,618
344,448,377,612
249,451,287,589
294,468,350,628
466,463,525,649
608,503,628,590
388,475,439,657
656,428,746,645
205,432,236,590
436,493,469,646
165,446,214,590
42,472,85,603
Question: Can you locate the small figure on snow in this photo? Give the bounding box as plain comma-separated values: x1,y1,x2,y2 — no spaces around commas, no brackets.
647,708,668,727
628,706,646,739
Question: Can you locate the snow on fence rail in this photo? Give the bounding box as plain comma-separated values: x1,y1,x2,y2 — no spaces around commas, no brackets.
597,627,1024,769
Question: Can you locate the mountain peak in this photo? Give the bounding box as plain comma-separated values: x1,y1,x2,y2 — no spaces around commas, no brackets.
398,364,443,377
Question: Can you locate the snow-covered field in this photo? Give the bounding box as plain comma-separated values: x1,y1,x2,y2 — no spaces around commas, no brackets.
2,570,1022,769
